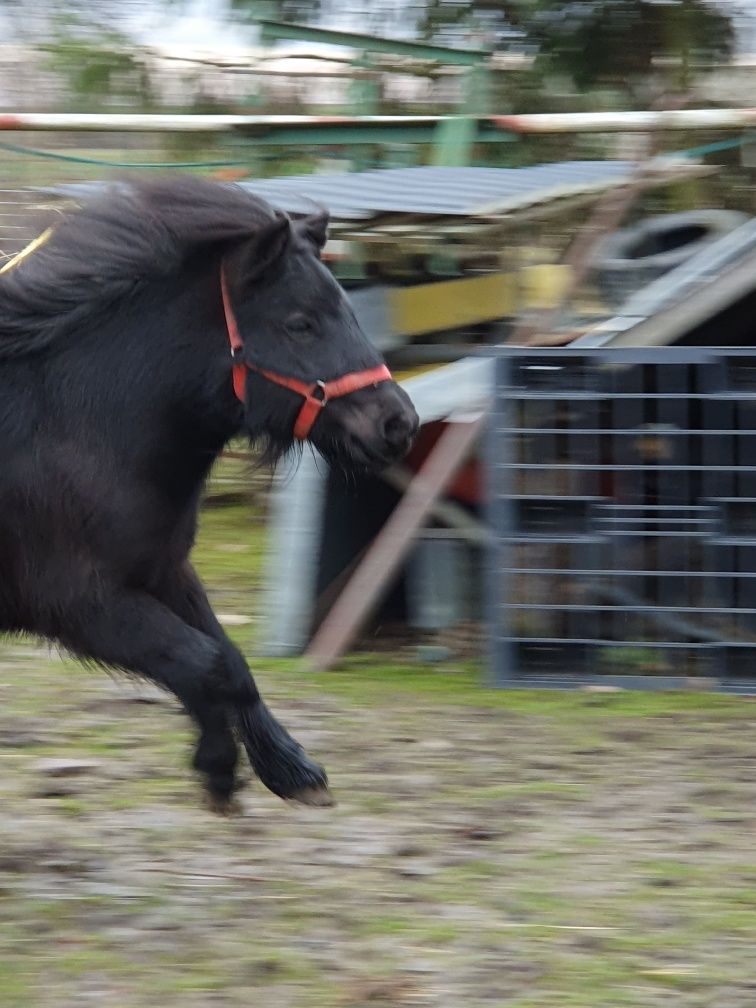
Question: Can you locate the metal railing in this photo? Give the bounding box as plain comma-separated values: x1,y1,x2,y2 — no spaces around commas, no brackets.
486,347,756,692
0,105,753,259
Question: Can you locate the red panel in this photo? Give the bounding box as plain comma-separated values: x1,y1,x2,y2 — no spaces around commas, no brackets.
404,421,481,505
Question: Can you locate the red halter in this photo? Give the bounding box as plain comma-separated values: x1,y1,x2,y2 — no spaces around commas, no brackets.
220,265,392,440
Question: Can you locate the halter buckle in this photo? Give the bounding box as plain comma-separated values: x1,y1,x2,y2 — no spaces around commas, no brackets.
312,380,328,404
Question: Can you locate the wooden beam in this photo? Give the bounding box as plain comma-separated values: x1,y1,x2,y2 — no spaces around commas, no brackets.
510,92,689,345
312,459,489,629
388,267,570,338
305,412,486,672
380,464,490,546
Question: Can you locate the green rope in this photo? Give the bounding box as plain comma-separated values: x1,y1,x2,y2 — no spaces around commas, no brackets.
5,128,754,173
0,139,248,170
671,133,756,161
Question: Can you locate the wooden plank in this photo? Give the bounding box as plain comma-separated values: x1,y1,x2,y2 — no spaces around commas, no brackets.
390,272,514,337
380,464,490,546
305,413,486,672
389,266,569,338
314,463,489,627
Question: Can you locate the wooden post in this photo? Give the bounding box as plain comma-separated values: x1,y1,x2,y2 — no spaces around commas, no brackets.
305,411,486,672
380,464,490,546
510,93,689,346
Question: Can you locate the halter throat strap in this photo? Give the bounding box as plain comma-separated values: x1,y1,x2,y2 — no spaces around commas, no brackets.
220,263,392,440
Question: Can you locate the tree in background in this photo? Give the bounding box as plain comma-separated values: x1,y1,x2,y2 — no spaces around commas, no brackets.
0,0,738,115
534,0,734,96
40,14,154,112
420,0,735,100
0,1,159,110
230,0,323,23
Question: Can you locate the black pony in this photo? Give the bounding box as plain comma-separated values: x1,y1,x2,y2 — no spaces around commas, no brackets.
0,175,417,811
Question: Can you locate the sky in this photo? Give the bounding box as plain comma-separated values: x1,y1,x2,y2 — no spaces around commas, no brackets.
141,0,756,55
1,0,754,57
134,0,415,49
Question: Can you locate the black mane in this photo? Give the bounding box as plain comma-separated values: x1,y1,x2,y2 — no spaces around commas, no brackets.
0,175,279,359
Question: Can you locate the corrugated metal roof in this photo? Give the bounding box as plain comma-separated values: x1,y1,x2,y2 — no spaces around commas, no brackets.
40,160,694,223
237,162,642,219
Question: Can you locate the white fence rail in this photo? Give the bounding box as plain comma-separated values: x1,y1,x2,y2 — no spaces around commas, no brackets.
1,109,756,133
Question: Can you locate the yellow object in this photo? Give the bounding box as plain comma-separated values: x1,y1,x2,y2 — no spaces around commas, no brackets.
393,364,444,382
388,265,572,338
0,227,53,276
519,263,572,308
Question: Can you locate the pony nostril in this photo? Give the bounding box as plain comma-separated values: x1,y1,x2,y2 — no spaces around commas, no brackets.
382,411,415,449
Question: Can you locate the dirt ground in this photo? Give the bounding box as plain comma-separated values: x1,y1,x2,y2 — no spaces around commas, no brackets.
2,502,756,1007
2,642,756,1008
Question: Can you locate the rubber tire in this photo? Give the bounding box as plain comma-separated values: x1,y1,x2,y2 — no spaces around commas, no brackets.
593,209,748,308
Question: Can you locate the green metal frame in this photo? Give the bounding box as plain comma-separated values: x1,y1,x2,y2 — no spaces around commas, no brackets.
258,20,491,66
235,121,512,146
257,19,496,164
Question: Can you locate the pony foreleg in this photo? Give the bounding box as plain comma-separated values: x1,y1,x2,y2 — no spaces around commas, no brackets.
155,564,334,808
59,588,240,810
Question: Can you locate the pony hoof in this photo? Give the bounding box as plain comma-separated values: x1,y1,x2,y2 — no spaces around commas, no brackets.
205,792,242,817
287,785,336,808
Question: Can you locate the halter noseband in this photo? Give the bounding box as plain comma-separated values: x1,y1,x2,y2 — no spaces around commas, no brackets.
220,264,392,440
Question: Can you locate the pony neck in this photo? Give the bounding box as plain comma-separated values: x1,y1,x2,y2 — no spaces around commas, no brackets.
69,258,242,494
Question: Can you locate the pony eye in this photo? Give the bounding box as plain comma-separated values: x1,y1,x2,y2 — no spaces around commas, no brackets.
286,314,313,335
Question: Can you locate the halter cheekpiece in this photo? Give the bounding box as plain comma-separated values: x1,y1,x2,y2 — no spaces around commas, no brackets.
220,264,392,440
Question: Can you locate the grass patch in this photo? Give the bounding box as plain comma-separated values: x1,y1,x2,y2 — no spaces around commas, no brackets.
192,501,268,594
0,958,33,1006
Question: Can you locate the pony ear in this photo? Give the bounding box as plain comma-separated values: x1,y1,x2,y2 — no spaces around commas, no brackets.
296,210,329,253
238,212,291,280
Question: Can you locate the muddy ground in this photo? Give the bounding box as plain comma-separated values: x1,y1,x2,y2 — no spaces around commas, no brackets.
1,502,756,1007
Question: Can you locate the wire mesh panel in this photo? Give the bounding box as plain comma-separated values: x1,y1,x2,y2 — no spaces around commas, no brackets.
486,347,756,692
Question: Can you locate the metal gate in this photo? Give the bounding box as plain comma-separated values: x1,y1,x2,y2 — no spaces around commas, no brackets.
486,347,756,692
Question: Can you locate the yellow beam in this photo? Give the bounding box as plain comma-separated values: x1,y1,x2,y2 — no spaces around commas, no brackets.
388,265,571,338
